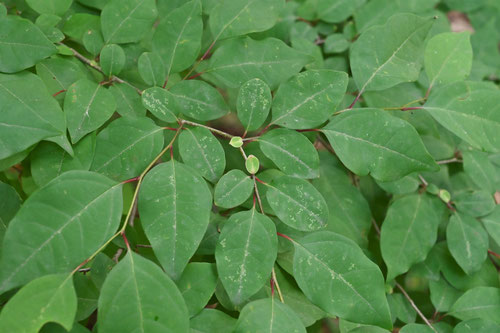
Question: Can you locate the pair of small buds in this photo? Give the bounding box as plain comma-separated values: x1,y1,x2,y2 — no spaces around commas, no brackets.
230,136,260,175
427,183,451,203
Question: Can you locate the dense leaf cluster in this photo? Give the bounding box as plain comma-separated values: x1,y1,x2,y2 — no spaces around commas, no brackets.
0,0,499,332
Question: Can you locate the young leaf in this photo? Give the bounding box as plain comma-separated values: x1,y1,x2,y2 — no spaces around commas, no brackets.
446,212,488,275
190,309,237,333
64,78,116,144
293,231,392,330
0,274,76,332
234,298,306,333
178,127,226,183
176,262,218,317
100,0,158,44
152,0,202,77
350,13,433,93
90,117,164,182
266,175,328,231
423,82,500,153
141,87,178,122
0,72,68,159
216,209,277,305
0,16,57,73
322,109,438,181
424,32,473,87
100,44,125,77
259,129,320,179
138,52,165,87
138,160,212,280
170,80,229,121
237,78,272,133
270,70,348,129
449,287,500,324
98,252,189,332
209,0,285,40
214,170,254,209
0,171,122,293
199,36,311,89
381,194,443,281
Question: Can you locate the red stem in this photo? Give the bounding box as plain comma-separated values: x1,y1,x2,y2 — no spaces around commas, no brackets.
401,106,423,111
52,89,66,97
348,92,362,109
488,250,500,259
255,177,267,185
121,232,130,250
296,128,320,132
186,72,204,80
122,176,140,184
277,232,293,242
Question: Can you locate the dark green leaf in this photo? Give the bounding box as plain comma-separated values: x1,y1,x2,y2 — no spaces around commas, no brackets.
0,182,21,256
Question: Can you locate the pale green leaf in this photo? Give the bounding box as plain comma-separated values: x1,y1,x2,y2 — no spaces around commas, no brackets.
381,194,443,281
0,274,76,333
424,32,472,87
177,262,218,317
100,44,125,77
0,16,57,73
200,36,311,90
234,298,306,333
101,0,158,44
138,160,212,280
447,212,488,275
216,209,277,305
270,70,348,129
259,129,319,179
214,170,254,209
317,0,366,23
351,13,433,93
190,309,237,333
322,109,438,182
64,78,116,144
0,171,122,293
266,175,328,231
138,52,165,87
178,127,226,183
449,287,500,324
237,78,272,132
98,252,189,332
293,231,392,330
141,87,178,122
0,72,67,159
152,0,202,77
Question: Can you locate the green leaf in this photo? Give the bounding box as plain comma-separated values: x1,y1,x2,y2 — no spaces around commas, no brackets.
100,44,125,77
209,0,285,40
0,274,76,332
178,127,226,183
351,13,433,93
317,0,366,23
0,72,68,159
245,155,260,174
429,278,461,312
216,209,278,305
237,78,272,132
152,0,202,77
190,309,237,333
293,231,392,330
423,82,500,153
381,194,443,281
0,182,21,256
454,318,500,333
109,83,146,118
0,16,57,73
259,129,319,179
26,0,72,15
177,262,218,317
138,52,165,87
399,324,435,333
98,252,189,332
270,70,348,129
141,87,178,122
446,212,488,275
387,293,416,324
73,273,99,321
101,0,158,44
0,171,122,293
31,133,95,187
324,33,350,54
90,117,164,181
267,175,328,231
449,287,500,324
138,160,212,280
482,206,500,247
200,36,311,90
454,190,495,217
214,170,254,209
424,32,473,87
64,78,116,144
463,150,498,193
234,298,306,333
171,80,229,121
36,57,87,100
322,109,438,181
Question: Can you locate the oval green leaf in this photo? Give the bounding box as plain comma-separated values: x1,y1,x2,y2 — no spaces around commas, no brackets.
214,170,254,209
237,78,272,132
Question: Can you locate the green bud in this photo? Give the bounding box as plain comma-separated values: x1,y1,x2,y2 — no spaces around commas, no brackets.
245,155,260,174
438,189,451,203
426,183,439,195
229,136,243,148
